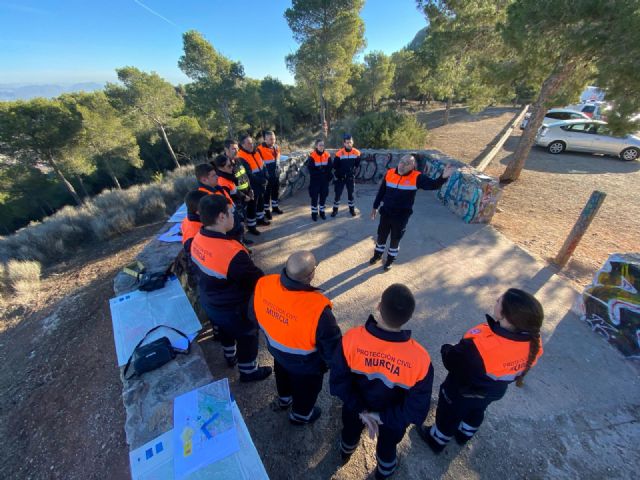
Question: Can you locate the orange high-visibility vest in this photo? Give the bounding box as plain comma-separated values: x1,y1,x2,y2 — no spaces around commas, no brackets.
254,274,332,355
384,169,420,190
190,234,248,279
237,148,265,174
335,147,361,159
463,323,543,381
216,176,238,196
198,186,234,206
180,217,201,246
310,150,330,166
256,144,280,166
342,325,431,390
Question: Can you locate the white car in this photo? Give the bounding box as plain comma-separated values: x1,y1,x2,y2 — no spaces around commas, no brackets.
520,108,590,130
566,102,610,120
535,119,640,161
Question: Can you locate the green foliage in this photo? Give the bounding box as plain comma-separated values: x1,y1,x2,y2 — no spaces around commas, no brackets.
352,51,395,111
166,116,210,160
390,49,429,103
352,111,428,149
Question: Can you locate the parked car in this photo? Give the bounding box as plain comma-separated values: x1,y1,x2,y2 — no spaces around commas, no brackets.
566,102,610,120
520,108,590,130
535,119,640,161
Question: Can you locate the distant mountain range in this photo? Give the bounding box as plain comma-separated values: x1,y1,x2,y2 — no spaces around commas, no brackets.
0,82,105,101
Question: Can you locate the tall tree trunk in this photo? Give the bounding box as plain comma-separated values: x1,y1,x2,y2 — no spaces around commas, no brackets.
500,61,577,184
47,152,82,205
104,159,122,189
443,98,452,125
158,124,180,169
220,100,235,139
76,175,90,197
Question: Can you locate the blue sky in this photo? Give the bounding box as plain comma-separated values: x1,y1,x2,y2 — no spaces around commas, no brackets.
0,0,427,86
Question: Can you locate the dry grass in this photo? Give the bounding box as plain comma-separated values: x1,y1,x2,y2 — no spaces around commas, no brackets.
0,165,196,268
2,259,41,295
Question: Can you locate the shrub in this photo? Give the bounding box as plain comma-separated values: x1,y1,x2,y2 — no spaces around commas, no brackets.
4,259,41,295
353,111,428,149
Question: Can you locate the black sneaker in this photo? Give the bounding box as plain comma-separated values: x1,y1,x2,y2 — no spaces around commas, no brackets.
264,210,272,220
455,429,473,445
383,257,395,271
272,207,284,214
288,406,322,426
319,211,326,220
247,226,261,236
369,253,383,265
349,207,357,217
417,425,445,454
239,366,272,382
257,218,271,226
225,355,238,368
330,208,338,217
312,212,318,221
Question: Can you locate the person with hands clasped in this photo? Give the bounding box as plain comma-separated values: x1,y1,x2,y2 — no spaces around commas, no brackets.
330,284,434,480
418,289,544,453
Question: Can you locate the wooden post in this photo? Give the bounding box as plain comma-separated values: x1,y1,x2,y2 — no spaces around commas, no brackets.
554,191,606,268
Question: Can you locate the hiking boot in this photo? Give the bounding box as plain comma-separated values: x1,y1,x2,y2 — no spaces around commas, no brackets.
383,257,395,271
247,226,261,236
319,211,326,220
277,397,292,410
225,355,238,368
289,406,322,426
349,207,357,217
264,210,272,220
239,366,272,383
330,207,338,217
257,218,271,226
312,212,318,221
455,429,473,445
369,252,383,265
272,207,284,214
417,425,445,454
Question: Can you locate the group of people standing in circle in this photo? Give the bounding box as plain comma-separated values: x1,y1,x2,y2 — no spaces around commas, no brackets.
177,131,545,479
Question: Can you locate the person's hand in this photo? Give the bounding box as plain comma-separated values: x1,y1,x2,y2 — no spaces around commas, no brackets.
359,411,383,439
371,209,377,220
442,164,457,179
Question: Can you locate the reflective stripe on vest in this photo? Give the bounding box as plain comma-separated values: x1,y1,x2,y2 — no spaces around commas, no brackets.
190,234,247,279
385,169,420,191
342,325,431,390
310,150,330,166
336,147,361,159
254,274,332,356
237,149,264,173
256,144,279,165
234,165,250,191
217,176,238,195
463,323,543,381
180,218,201,245
197,186,235,207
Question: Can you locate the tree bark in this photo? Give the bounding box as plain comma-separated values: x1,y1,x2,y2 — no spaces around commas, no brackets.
47,152,83,205
158,124,180,169
220,100,234,139
76,175,90,197
500,61,577,183
103,159,122,189
443,98,452,125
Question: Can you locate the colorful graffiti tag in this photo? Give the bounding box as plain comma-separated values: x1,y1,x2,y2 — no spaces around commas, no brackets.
577,253,640,359
437,167,503,224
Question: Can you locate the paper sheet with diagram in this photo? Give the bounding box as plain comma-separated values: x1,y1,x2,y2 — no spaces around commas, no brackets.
109,277,202,366
173,379,239,479
158,223,183,243
129,398,269,480
168,203,188,223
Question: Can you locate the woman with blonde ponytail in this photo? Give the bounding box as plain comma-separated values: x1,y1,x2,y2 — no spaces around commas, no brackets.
418,288,544,453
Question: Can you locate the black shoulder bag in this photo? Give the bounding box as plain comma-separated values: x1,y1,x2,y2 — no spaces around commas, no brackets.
123,325,191,380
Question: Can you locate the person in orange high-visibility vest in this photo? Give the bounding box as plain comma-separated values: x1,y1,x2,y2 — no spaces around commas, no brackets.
370,155,456,271
331,284,434,480
331,134,361,217
256,131,284,219
237,134,270,235
418,289,544,454
181,189,207,254
306,139,333,221
250,251,341,425
190,194,272,383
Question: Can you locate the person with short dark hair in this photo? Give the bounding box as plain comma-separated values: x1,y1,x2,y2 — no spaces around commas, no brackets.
330,284,434,480
190,195,272,383
256,131,284,218
418,289,544,453
250,251,341,425
307,139,332,221
237,134,270,235
370,155,456,271
181,190,208,253
331,134,361,218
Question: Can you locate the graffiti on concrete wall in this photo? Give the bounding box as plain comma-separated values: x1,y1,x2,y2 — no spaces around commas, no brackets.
577,253,640,359
437,168,503,224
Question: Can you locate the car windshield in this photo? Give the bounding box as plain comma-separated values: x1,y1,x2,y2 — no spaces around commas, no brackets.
582,105,596,113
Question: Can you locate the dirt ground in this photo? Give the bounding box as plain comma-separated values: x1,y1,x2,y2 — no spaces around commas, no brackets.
2,106,637,479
